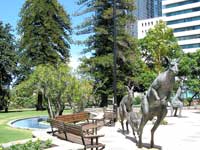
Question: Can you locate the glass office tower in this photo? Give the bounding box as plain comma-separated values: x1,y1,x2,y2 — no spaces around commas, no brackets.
162,0,200,53
132,0,162,37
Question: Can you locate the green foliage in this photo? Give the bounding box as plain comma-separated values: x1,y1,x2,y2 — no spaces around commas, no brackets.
18,0,72,67
183,99,189,106
11,80,37,108
139,20,182,73
133,96,141,105
179,50,200,100
160,119,168,125
0,21,17,111
13,63,93,116
76,0,138,105
2,139,52,150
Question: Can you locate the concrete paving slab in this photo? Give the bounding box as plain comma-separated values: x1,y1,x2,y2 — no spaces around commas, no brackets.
97,109,200,150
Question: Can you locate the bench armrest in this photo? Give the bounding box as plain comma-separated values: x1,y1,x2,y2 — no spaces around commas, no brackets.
90,118,104,121
84,134,105,138
90,118,104,124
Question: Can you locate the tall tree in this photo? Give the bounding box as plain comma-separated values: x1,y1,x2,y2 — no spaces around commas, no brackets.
76,0,138,106
18,0,72,66
17,0,72,110
139,20,183,73
0,21,16,112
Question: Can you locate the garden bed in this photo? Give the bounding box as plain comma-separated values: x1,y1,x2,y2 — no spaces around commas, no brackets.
1,139,56,150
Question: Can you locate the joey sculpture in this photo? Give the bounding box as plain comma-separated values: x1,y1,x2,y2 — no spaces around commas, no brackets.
119,86,134,133
128,108,141,142
138,58,179,148
169,81,183,117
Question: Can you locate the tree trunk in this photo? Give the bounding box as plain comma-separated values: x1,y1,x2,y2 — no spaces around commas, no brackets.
36,91,45,111
99,94,108,107
117,95,123,107
0,105,3,110
5,107,8,113
55,92,65,116
189,92,199,106
47,97,54,119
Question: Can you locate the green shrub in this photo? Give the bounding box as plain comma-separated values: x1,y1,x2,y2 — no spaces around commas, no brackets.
183,99,189,106
161,119,168,125
2,139,52,150
133,96,141,105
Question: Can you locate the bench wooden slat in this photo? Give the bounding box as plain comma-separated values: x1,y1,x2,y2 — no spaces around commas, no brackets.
55,111,90,124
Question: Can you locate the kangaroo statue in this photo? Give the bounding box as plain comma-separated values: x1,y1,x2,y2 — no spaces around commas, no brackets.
138,57,179,148
128,107,141,142
169,81,183,117
119,86,134,133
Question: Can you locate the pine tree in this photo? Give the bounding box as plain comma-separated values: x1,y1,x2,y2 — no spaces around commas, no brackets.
18,0,72,66
17,0,72,110
76,0,138,106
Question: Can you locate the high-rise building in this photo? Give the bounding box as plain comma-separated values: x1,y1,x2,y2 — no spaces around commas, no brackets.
134,0,162,19
132,0,162,37
162,0,200,53
154,0,162,17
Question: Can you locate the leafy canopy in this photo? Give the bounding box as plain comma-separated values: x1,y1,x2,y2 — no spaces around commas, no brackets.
14,63,93,115
139,20,182,73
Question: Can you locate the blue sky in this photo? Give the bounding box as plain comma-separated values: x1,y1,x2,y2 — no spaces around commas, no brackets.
0,0,87,68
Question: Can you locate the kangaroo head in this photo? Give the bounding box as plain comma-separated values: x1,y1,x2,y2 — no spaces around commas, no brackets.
126,85,134,99
165,57,179,75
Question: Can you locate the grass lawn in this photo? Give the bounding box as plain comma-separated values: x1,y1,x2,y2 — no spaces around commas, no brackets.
0,109,71,144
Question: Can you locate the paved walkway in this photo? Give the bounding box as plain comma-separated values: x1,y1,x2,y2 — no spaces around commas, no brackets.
98,109,200,150
9,109,200,150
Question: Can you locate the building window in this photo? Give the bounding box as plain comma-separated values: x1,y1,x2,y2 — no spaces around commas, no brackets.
174,25,200,32
181,43,200,49
177,34,200,41
166,7,200,16
165,0,200,9
167,16,200,25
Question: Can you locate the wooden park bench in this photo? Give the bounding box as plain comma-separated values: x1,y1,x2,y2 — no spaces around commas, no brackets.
55,111,103,134
103,108,116,126
55,111,91,124
50,119,105,150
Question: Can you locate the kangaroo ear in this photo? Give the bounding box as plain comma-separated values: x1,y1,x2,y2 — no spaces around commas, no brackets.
131,86,134,91
125,86,130,91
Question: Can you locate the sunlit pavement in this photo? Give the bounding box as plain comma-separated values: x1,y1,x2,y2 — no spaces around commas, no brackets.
98,109,200,150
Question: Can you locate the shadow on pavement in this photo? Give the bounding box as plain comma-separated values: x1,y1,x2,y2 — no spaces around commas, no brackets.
125,135,162,150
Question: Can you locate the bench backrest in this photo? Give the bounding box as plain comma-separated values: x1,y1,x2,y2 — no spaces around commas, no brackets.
65,124,83,136
55,114,75,123
55,111,90,123
73,111,90,122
